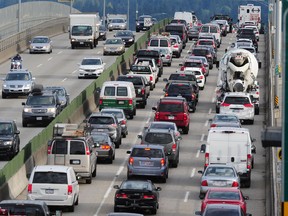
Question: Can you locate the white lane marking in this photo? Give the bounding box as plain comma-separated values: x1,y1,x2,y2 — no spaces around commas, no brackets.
116,165,124,176
190,168,196,178
208,108,212,115
36,64,42,68
196,150,200,158
200,134,205,142
61,78,67,82
204,120,209,127
47,57,52,61
184,191,190,202
57,51,63,54
97,51,101,54
72,70,77,74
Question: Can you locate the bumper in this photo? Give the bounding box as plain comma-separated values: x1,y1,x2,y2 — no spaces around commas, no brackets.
127,165,167,178
136,96,146,103
30,48,50,53
0,145,13,155
115,200,156,210
71,41,92,47
78,71,103,78
2,89,30,96
22,113,56,124
28,195,74,207
97,149,113,159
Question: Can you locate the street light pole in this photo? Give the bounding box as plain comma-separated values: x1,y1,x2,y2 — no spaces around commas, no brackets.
103,0,106,25
127,0,130,30
17,0,21,32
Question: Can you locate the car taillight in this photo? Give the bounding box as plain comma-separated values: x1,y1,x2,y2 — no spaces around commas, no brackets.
68,185,73,195
129,157,134,165
247,154,252,169
111,123,117,128
180,66,185,71
183,113,188,121
99,99,103,105
150,76,153,81
160,158,165,166
221,103,230,107
28,184,32,194
243,103,253,107
143,194,155,199
116,193,128,199
204,153,209,167
173,44,179,48
232,181,239,187
121,120,126,125
141,88,145,95
172,144,177,152
192,94,196,100
47,146,52,154
166,55,171,59
165,92,168,97
129,99,133,105
155,112,160,120
201,66,206,73
101,145,111,150
201,180,208,186
210,123,217,127
85,146,90,155
199,75,204,79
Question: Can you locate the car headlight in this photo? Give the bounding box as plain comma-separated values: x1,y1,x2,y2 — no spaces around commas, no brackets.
136,23,140,26
104,46,107,50
128,38,133,41
47,107,56,113
42,46,48,49
23,108,32,113
2,84,7,88
3,141,12,145
60,100,66,105
71,38,76,42
23,83,31,88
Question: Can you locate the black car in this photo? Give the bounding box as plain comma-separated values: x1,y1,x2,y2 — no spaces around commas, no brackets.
113,179,161,214
237,32,258,52
135,49,163,76
136,15,153,32
164,82,197,112
22,86,62,127
0,120,20,160
188,26,200,40
115,30,135,47
117,75,150,108
99,25,107,40
43,86,70,111
191,46,216,69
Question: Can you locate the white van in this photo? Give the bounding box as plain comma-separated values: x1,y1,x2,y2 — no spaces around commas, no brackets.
174,11,193,28
27,165,80,212
99,81,136,119
200,127,256,188
199,23,221,47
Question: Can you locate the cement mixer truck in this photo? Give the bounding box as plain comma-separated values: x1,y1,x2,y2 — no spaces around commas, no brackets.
215,48,260,114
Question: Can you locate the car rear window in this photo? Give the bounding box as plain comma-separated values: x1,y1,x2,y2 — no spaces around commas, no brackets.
131,148,163,158
184,61,202,67
205,208,239,215
117,76,143,85
201,26,209,33
158,103,184,112
0,204,46,216
121,181,152,190
149,39,159,46
104,86,115,96
169,74,197,81
224,96,250,105
205,167,235,177
208,191,240,200
210,26,218,33
70,141,86,155
33,172,68,184
199,40,213,46
52,140,68,154
89,116,114,124
144,132,173,144
160,39,169,47
167,84,192,94
130,65,151,74
150,123,175,130
192,49,208,56
117,87,128,96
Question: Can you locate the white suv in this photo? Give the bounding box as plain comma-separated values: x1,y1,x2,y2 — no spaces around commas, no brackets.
219,92,254,124
129,63,157,90
27,165,80,212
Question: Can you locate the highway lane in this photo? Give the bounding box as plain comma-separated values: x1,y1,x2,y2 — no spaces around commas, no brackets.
0,32,145,168
17,32,267,216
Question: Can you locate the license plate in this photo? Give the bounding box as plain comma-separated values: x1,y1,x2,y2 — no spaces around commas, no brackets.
168,116,174,120
118,101,124,104
70,160,81,165
139,161,154,166
36,117,42,120
97,129,104,132
232,109,240,113
80,42,84,44
213,181,226,186
45,189,54,194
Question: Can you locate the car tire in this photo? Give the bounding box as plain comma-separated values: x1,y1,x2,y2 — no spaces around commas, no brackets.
216,106,220,114
141,102,146,109
108,155,113,164
114,206,120,212
199,193,205,199
2,92,7,99
200,86,204,90
129,114,134,119
161,176,167,183
171,158,179,168
22,120,28,127
92,162,97,177
255,107,260,115
151,206,157,215
182,125,189,134
168,62,171,66
122,132,126,138
86,175,92,184
68,203,75,212
115,142,120,149
245,178,251,188
71,45,75,49
75,196,79,205
112,152,115,160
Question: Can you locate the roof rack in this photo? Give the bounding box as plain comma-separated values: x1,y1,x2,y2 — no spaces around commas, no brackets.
53,123,85,137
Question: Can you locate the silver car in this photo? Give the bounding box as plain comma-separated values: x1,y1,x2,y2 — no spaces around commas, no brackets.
209,114,241,128
108,18,127,31
103,38,125,55
146,121,181,139
198,164,240,199
153,47,172,67
29,36,52,54
170,35,183,58
2,70,35,99
100,108,128,138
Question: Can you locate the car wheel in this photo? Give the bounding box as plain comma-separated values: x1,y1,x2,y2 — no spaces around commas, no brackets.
168,62,171,66
133,108,136,116
115,142,120,149
114,206,120,212
71,44,75,49
255,107,260,115
75,196,79,205
68,203,75,212
92,162,97,177
172,158,179,168
112,152,115,160
245,178,251,188
182,125,189,134
108,155,113,164
129,114,134,119
86,175,92,184
2,92,7,99
122,132,126,138
151,206,157,215
22,120,28,127
216,106,220,114
141,102,146,109
200,86,204,90
199,192,205,199
161,176,167,183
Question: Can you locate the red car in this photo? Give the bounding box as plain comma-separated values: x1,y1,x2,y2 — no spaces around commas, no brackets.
201,188,249,214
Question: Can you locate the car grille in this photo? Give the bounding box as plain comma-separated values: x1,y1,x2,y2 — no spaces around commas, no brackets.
32,109,47,113
10,85,23,88
129,194,141,199
84,69,96,72
36,46,44,49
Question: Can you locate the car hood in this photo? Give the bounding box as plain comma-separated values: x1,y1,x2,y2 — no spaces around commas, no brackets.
31,43,49,47
79,65,104,70
0,135,13,141
4,80,31,85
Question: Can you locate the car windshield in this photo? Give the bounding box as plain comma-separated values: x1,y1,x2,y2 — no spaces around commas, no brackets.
88,117,114,124
82,59,102,65
106,39,122,44
6,73,29,81
32,37,49,43
26,95,55,105
224,96,250,105
208,191,240,200
33,172,68,184
205,208,239,216
71,26,92,36
144,132,173,144
205,167,235,177
45,88,65,96
0,123,12,135
121,181,152,190
131,148,163,158
158,103,184,112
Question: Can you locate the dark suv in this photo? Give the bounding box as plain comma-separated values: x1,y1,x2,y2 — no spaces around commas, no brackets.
22,87,61,127
152,97,190,134
136,15,153,32
164,82,197,112
135,49,163,76
190,46,215,69
86,113,122,148
117,75,150,108
138,128,181,167
0,120,20,160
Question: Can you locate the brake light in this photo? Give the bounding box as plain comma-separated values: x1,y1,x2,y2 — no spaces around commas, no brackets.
155,112,160,120
201,180,208,186
172,143,177,152
232,181,239,187
129,157,134,165
116,193,128,199
243,103,253,107
204,153,209,167
141,88,145,95
101,145,111,150
247,154,252,170
68,185,73,195
121,120,126,125
99,99,103,105
199,75,204,79
86,146,90,155
180,66,185,71
28,184,32,194
221,103,230,107
201,66,206,73
165,92,168,97
160,158,165,166
129,99,133,105
183,113,188,121
210,123,217,128
47,146,52,154
143,194,155,199
111,123,117,128
150,76,153,81
157,59,161,65
166,55,171,59
173,44,179,48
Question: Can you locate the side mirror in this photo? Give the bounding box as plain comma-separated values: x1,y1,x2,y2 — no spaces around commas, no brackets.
76,175,81,180
177,137,182,141
113,185,120,189
156,187,162,191
26,173,31,179
251,144,256,154
22,102,26,106
15,130,20,134
179,63,183,66
152,106,157,111
200,144,206,153
127,150,131,154
244,196,249,200
83,119,88,123
137,134,143,139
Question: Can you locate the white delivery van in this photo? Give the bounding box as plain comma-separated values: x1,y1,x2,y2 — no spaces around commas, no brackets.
174,11,193,28
200,127,256,188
